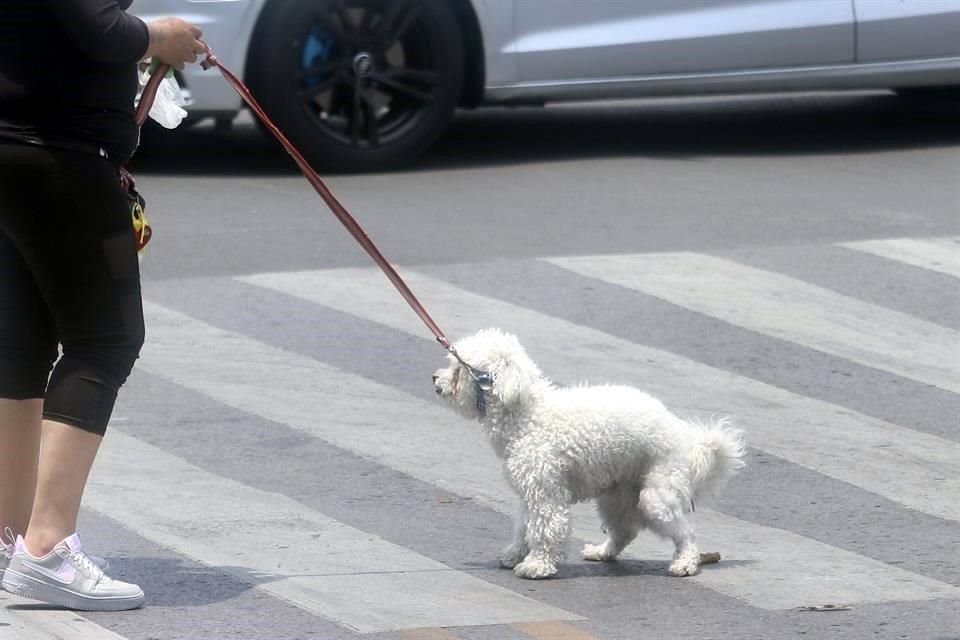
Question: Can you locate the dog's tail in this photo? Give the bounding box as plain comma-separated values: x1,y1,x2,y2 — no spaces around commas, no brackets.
688,416,746,501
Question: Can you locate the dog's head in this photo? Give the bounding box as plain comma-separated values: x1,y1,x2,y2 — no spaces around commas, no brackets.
432,328,542,420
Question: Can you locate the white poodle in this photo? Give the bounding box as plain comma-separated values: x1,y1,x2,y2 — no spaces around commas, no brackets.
432,328,746,580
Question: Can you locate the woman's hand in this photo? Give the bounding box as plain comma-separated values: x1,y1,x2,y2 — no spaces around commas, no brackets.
144,17,204,70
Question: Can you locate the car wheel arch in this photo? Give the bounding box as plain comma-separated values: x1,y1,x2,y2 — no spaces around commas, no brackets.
449,0,486,108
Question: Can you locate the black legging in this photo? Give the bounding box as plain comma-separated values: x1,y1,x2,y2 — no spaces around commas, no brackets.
0,142,144,435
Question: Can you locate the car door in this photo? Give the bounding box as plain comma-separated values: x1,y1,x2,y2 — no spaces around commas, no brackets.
511,0,855,82
854,0,960,61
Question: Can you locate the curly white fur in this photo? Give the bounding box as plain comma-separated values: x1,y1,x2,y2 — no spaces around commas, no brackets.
433,328,746,580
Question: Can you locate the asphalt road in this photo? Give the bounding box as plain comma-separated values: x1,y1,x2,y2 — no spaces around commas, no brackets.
2,92,958,640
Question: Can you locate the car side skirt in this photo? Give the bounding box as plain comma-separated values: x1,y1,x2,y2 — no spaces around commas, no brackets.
483,56,960,104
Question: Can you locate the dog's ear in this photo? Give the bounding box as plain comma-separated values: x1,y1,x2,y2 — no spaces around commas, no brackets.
489,356,535,405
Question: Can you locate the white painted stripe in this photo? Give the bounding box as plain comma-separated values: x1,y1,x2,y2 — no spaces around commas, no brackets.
840,236,960,279
138,297,960,610
544,252,960,393
239,269,960,523
0,594,127,640
85,428,581,634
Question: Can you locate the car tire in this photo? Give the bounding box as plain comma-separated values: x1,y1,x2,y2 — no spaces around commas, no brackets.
247,0,464,173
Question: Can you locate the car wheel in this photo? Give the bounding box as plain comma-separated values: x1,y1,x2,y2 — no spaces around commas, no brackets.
247,0,464,172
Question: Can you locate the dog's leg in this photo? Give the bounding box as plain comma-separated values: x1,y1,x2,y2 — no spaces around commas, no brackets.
513,485,571,580
638,485,700,577
499,503,530,569
583,485,642,562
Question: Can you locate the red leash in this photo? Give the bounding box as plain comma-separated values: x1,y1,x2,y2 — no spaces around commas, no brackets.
140,49,453,350
135,63,168,127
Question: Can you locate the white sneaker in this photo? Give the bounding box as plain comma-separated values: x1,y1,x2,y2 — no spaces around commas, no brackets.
1,533,143,611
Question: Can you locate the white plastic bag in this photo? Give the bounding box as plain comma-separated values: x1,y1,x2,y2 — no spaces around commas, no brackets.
149,76,187,129
137,65,187,129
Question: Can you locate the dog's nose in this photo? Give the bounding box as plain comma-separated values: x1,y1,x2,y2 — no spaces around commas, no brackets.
432,375,439,384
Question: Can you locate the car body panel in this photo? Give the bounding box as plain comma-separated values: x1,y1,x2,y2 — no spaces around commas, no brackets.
854,0,960,62
469,0,519,86
509,0,854,81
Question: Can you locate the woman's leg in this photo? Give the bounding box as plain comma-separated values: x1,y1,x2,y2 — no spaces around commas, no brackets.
0,399,42,539
0,144,144,608
26,420,104,554
16,149,144,555
0,225,58,541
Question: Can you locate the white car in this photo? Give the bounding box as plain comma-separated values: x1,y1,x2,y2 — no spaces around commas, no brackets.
134,0,960,171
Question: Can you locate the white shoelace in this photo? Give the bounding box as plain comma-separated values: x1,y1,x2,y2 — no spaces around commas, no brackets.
68,549,107,585
1,527,15,559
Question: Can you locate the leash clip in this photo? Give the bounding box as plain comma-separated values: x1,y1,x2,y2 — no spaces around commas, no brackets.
448,347,492,389
447,346,493,415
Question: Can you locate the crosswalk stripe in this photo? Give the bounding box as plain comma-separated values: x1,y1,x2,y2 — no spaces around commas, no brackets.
0,594,128,640
84,427,582,634
839,236,960,279
138,297,960,610
239,269,960,523
543,252,960,394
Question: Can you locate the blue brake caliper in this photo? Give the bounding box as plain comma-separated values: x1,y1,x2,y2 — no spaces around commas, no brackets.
302,30,334,89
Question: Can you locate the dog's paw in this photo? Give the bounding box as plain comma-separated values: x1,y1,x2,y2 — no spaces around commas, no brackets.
514,558,557,580
668,556,700,577
582,543,616,562
498,544,529,569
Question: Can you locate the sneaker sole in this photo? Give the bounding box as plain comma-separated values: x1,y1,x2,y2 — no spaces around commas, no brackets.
2,570,144,611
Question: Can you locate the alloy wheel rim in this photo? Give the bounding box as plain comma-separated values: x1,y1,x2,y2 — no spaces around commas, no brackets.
296,0,442,149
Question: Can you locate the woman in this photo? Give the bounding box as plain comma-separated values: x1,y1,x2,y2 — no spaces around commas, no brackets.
0,0,203,610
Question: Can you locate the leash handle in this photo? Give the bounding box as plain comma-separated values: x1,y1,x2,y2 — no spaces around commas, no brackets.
198,43,452,350
136,63,171,127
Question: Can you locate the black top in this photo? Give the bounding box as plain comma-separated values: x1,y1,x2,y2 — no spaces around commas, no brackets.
0,1,150,165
